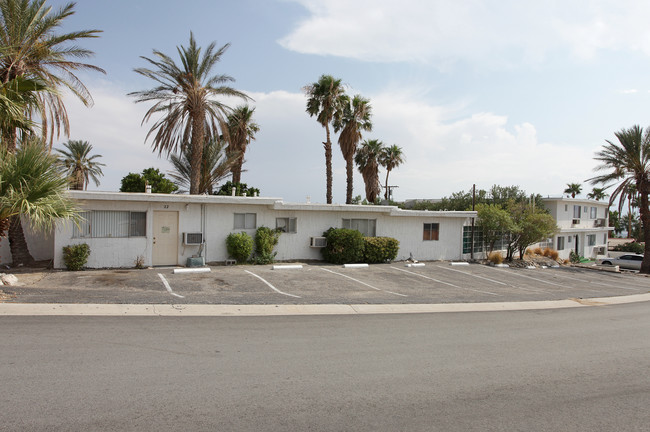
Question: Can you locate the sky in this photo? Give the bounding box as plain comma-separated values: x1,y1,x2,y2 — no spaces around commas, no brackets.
49,0,650,203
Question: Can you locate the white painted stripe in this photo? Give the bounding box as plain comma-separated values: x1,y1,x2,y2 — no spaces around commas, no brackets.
391,266,459,288
157,273,185,299
321,267,407,297
483,267,568,287
391,267,501,296
546,270,640,290
244,270,301,298
435,265,508,286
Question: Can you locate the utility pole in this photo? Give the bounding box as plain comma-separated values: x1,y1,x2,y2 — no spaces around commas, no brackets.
471,184,475,260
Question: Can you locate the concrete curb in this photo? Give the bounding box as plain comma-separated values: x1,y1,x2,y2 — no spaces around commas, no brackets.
1,292,649,317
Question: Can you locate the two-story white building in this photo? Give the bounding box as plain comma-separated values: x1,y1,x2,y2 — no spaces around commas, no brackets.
541,197,612,260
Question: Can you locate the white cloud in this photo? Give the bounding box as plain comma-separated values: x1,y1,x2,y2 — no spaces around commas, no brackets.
65,80,597,203
280,0,650,65
621,89,638,94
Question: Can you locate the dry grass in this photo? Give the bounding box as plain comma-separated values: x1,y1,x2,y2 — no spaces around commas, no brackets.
533,247,543,255
488,251,504,265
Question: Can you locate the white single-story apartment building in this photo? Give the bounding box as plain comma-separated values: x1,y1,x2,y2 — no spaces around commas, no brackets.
1,191,477,269
540,197,612,260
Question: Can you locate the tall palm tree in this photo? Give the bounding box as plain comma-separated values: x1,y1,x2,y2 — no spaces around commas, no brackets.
130,32,250,195
0,76,45,141
563,182,582,198
587,187,607,201
226,105,259,184
168,137,239,195
0,137,79,265
303,75,347,204
55,140,104,190
335,95,372,204
589,125,650,273
0,0,105,149
354,139,384,203
380,144,405,200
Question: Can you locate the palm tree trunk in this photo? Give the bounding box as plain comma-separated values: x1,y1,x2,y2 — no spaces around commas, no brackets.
384,169,391,200
8,215,34,266
345,156,353,204
190,112,205,195
232,155,243,184
639,186,650,274
325,125,333,204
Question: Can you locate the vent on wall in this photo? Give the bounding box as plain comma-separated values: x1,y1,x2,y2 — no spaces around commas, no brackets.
183,232,203,245
310,236,327,248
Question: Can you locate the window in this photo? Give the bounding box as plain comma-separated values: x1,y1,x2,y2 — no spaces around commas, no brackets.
590,207,597,219
573,205,581,219
564,204,568,212
423,223,439,241
234,213,256,229
539,238,553,249
584,206,588,213
568,236,572,243
587,234,596,246
557,236,565,251
342,218,376,237
73,211,146,238
603,233,608,244
276,217,297,233
463,226,483,254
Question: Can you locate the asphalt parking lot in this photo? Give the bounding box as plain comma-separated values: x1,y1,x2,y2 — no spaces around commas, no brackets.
3,262,650,305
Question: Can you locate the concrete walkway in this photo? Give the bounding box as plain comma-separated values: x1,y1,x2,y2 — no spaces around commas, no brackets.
2,292,650,316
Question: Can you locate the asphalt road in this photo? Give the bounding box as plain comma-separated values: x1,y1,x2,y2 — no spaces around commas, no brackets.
2,302,649,431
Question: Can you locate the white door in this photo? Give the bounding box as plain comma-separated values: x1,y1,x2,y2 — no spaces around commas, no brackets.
153,211,179,266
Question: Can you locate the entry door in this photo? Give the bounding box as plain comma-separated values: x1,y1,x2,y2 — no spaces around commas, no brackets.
153,211,179,266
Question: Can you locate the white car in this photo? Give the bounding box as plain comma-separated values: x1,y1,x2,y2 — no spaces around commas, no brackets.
600,254,644,270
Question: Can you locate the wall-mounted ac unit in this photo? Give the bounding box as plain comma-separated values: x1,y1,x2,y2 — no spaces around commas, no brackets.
310,236,327,248
183,232,203,245
572,219,580,225
594,218,606,227
594,246,606,255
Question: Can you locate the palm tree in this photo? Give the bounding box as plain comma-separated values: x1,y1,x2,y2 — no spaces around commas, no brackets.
226,105,259,184
380,144,405,200
563,183,582,198
587,187,607,201
589,125,650,273
335,95,372,204
303,75,347,204
0,0,105,149
0,76,46,142
55,140,104,190
0,137,79,265
168,137,240,195
354,139,384,203
130,32,250,195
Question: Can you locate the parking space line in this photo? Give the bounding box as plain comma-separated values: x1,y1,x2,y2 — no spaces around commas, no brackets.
157,273,185,299
320,268,407,297
393,267,501,296
434,265,508,286
244,270,301,298
483,267,581,289
548,270,642,291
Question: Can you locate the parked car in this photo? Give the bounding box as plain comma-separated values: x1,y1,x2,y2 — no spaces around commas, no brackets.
600,254,644,270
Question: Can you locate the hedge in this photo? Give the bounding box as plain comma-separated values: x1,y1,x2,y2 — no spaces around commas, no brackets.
363,237,399,263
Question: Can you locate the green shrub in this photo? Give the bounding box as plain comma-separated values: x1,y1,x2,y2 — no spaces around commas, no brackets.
612,242,644,254
569,250,581,263
363,237,399,263
226,232,254,263
62,243,90,271
321,228,365,264
253,226,282,264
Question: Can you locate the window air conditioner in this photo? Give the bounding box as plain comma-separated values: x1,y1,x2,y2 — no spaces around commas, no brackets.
310,236,327,248
572,219,580,225
594,246,606,255
183,232,203,245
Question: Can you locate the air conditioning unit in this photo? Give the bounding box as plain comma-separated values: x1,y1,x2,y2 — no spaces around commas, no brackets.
183,232,203,245
594,246,606,255
572,219,580,225
594,218,606,227
310,236,327,248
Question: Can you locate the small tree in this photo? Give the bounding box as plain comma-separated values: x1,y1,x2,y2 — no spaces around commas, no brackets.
514,212,558,259
564,183,582,198
476,203,513,254
120,168,177,193
216,181,260,197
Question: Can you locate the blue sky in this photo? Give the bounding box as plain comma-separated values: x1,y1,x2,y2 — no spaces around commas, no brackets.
51,0,650,203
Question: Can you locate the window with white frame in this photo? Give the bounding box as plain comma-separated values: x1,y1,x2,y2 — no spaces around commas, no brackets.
568,236,572,243
73,211,146,238
276,217,297,233
423,223,439,241
234,213,256,229
573,205,581,219
557,236,565,251
565,204,568,212
590,207,597,219
587,234,596,246
342,218,376,237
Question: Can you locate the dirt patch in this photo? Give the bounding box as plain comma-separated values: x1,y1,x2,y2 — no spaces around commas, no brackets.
0,290,16,301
